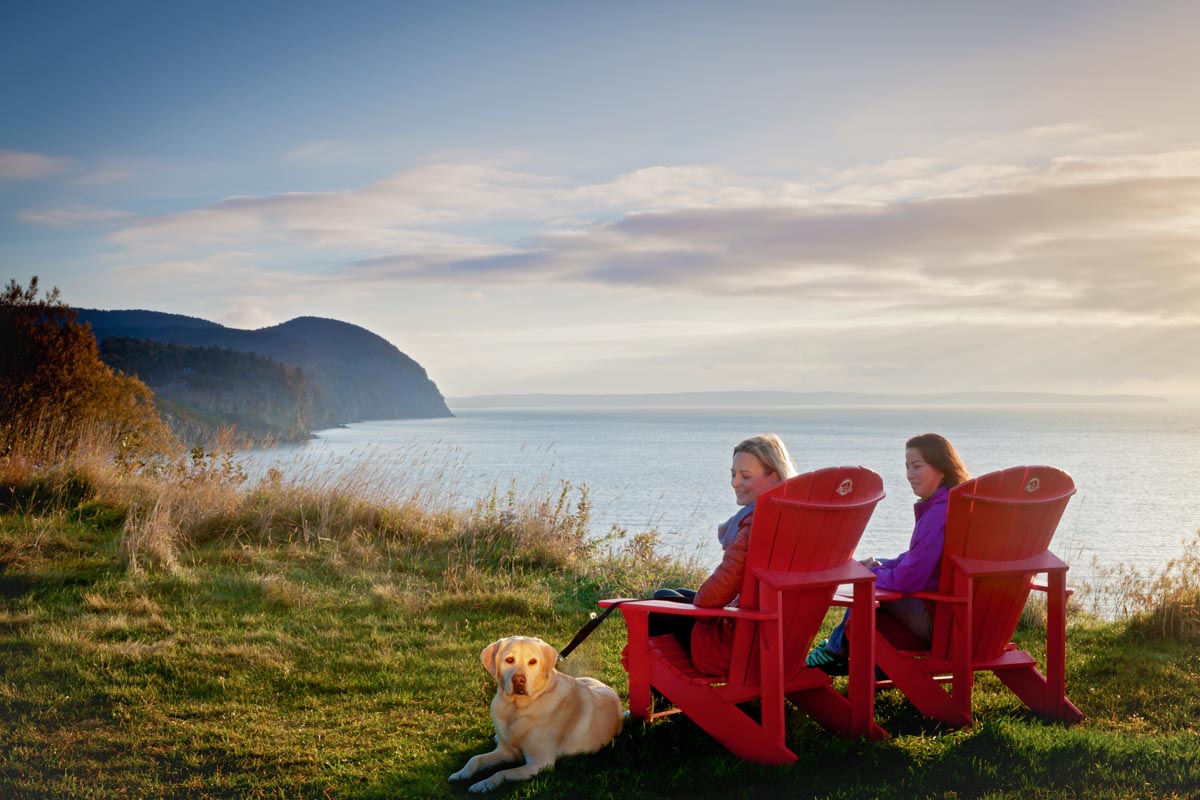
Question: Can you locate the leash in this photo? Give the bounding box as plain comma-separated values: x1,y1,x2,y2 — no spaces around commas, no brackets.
557,599,636,663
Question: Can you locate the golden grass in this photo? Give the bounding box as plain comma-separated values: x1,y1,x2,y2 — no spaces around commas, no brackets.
19,412,1198,639
1,416,700,605
1080,533,1200,641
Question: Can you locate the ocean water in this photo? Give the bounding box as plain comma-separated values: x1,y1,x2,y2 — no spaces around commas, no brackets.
247,404,1200,596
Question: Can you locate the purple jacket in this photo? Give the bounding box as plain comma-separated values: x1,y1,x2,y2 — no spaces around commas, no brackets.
872,484,950,594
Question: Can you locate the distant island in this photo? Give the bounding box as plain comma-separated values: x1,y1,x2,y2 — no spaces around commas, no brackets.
77,309,452,442
448,390,1167,409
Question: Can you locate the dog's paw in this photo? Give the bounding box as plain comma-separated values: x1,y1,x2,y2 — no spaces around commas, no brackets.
468,775,502,793
449,768,472,783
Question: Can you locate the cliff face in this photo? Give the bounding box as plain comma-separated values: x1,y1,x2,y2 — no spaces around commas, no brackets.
77,310,452,435
259,316,453,423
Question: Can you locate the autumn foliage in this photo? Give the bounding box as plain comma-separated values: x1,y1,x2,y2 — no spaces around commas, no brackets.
0,276,176,461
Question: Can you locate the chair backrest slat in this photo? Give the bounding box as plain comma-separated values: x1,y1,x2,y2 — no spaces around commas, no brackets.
726,466,885,686
931,466,1075,662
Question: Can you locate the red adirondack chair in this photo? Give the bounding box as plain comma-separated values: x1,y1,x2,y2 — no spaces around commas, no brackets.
869,465,1084,727
599,466,888,765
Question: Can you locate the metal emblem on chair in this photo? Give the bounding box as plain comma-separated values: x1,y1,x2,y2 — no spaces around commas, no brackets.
837,478,854,496
1025,477,1041,493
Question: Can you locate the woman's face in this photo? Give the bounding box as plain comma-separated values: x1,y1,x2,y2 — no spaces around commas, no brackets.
731,451,777,506
905,446,945,499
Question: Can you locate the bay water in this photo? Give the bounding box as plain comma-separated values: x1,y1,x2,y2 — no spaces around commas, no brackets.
247,404,1200,601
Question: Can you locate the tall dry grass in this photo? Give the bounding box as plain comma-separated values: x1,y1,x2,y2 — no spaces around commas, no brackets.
2,418,244,572
2,415,696,597
24,415,1198,632
1080,533,1200,641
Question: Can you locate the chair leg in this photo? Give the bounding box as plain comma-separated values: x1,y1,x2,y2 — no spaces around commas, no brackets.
657,674,797,765
949,580,974,725
1040,570,1082,723
788,684,890,740
847,578,877,736
875,641,972,727
758,590,786,746
995,667,1084,724
623,611,652,720
992,570,1082,724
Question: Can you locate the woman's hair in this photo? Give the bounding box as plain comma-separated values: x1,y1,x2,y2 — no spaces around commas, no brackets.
733,433,797,481
905,433,970,489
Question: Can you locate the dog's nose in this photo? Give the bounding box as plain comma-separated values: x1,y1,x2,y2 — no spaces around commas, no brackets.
512,674,526,693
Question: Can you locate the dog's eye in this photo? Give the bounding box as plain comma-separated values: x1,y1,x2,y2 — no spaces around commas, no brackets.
504,656,515,663
528,659,537,666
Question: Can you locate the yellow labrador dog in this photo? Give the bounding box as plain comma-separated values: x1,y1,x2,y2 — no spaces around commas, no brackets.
449,635,623,793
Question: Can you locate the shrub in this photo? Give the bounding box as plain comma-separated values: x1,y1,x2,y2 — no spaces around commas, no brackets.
0,276,177,464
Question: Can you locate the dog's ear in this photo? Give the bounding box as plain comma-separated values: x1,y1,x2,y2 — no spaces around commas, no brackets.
480,639,504,679
540,639,558,671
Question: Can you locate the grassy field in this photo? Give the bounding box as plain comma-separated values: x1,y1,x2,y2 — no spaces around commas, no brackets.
1,450,1199,799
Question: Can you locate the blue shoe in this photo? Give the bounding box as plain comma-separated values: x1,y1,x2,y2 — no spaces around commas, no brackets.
805,639,849,676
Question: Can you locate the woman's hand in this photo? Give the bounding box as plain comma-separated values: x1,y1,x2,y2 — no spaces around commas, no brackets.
858,556,881,568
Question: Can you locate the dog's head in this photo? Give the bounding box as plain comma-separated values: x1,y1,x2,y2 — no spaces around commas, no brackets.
480,636,558,701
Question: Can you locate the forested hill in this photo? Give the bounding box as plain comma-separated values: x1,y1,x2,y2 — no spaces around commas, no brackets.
77,310,452,435
99,338,316,443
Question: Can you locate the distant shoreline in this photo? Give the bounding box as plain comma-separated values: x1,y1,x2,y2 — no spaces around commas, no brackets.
447,390,1168,410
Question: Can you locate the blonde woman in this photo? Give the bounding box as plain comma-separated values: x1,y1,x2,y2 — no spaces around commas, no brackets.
650,433,797,676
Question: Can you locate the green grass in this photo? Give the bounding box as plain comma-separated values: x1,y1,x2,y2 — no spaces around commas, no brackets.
2,485,1199,798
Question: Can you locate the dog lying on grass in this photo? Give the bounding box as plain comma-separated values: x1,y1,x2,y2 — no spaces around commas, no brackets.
449,635,624,793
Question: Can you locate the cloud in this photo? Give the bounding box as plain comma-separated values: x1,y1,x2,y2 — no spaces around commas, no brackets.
73,168,134,186
429,311,1200,397
694,319,1200,396
105,136,1200,328
218,304,277,329
0,150,75,181
351,167,1199,327
109,162,572,254
284,140,354,162
108,161,745,251
595,174,1200,281
19,205,134,227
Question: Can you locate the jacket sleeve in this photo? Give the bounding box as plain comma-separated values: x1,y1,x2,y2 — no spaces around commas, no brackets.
872,505,946,593
694,515,751,608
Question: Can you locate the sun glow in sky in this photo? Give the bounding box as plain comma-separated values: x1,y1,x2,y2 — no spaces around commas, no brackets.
3,1,1200,398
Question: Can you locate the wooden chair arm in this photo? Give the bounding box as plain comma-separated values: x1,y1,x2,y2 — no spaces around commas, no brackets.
832,588,969,606
753,560,876,592
840,552,1075,608
597,598,778,621
1030,578,1076,597
906,590,968,604
948,549,1069,578
832,552,1072,607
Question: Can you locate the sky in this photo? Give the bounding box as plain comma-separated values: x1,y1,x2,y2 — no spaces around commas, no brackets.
3,1,1200,399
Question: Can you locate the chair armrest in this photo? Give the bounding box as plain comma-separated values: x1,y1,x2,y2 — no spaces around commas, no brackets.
597,598,777,621
832,551,1073,607
753,560,876,592
832,586,904,605
1030,577,1075,597
832,588,967,606
948,549,1069,579
907,590,968,605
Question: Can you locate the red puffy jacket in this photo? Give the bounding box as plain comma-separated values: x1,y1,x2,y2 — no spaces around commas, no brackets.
689,511,752,676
